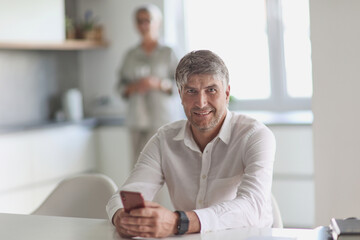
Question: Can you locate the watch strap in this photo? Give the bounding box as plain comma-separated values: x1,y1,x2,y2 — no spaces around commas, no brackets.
175,210,189,235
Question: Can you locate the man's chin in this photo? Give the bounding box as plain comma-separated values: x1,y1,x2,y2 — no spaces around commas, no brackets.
189,113,223,132
191,121,215,132
196,126,212,132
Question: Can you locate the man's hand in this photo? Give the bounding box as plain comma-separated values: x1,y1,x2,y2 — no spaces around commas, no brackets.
112,209,134,238
113,201,178,238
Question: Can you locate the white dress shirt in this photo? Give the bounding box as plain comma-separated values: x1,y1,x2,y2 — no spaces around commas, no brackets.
106,110,276,232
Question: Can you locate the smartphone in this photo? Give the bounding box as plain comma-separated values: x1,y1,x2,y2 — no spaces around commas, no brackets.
120,190,145,213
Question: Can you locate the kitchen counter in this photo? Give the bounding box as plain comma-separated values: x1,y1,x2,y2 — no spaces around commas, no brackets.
0,117,126,135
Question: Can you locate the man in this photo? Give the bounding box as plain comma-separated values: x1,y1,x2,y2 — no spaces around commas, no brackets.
107,50,276,238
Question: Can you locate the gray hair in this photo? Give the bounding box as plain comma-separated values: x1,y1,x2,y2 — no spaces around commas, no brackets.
175,50,229,90
134,4,162,23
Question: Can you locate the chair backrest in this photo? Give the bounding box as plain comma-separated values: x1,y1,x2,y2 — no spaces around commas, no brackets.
32,173,118,219
272,193,283,228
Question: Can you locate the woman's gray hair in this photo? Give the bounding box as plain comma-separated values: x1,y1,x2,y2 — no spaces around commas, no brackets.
134,4,162,22
175,50,229,90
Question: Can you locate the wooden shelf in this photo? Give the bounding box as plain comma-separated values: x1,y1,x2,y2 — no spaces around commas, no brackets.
0,40,109,50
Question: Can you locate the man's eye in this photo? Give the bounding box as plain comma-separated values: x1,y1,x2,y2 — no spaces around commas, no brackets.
208,88,217,93
187,89,196,94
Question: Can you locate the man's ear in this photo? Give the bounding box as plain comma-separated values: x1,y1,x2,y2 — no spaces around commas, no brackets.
178,88,184,105
225,85,230,103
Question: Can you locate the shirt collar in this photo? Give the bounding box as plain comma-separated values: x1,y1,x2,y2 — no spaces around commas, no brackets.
173,121,187,141
217,109,232,145
173,109,232,147
173,121,200,152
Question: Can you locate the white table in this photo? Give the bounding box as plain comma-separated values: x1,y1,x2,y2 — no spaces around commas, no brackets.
0,213,330,240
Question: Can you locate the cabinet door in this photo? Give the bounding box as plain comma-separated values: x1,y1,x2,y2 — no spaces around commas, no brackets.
0,125,96,214
95,126,133,187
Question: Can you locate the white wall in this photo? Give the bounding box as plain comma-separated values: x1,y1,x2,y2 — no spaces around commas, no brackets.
0,0,65,42
310,0,360,226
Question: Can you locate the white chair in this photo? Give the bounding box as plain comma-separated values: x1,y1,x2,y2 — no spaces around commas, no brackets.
272,193,283,228
32,173,118,219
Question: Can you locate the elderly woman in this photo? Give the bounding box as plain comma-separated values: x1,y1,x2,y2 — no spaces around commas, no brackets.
118,4,178,165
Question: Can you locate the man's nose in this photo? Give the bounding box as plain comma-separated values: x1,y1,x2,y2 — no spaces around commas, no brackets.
195,92,208,108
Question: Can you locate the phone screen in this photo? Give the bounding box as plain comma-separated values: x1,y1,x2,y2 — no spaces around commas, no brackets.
120,191,145,213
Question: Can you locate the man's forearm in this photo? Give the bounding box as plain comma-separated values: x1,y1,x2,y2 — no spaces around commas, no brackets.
185,211,201,234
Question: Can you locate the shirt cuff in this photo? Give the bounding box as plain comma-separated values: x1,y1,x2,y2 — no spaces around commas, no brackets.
106,192,123,224
193,208,219,233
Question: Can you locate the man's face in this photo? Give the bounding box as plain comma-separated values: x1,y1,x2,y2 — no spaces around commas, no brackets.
180,74,230,132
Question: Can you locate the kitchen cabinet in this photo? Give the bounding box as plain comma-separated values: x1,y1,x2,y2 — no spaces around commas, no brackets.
95,126,133,187
0,124,97,214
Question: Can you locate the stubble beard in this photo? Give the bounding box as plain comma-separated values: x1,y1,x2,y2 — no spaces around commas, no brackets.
189,108,223,132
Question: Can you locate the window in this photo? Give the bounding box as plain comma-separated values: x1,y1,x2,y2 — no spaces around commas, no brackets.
183,0,312,111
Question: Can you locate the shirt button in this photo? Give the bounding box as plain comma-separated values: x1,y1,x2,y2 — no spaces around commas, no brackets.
202,174,207,180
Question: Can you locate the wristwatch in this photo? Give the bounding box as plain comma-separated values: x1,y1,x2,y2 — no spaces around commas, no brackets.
175,210,189,235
